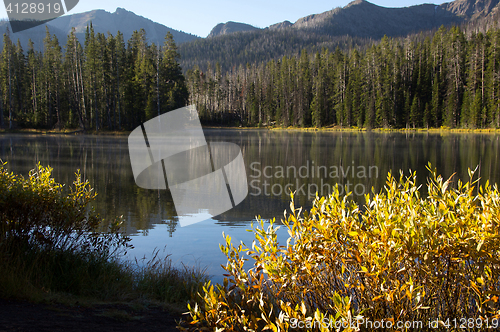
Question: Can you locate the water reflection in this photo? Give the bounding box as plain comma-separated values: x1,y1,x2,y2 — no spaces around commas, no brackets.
1,131,500,237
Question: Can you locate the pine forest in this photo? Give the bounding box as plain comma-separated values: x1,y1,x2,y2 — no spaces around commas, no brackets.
0,25,188,130
1,23,500,130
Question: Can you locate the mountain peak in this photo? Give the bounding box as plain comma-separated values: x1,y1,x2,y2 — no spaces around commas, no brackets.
346,0,367,7
208,21,260,38
268,20,292,30
292,0,500,38
344,0,382,9
114,7,129,13
3,7,200,52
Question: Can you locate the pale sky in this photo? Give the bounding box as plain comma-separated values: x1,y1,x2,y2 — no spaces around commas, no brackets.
0,0,449,37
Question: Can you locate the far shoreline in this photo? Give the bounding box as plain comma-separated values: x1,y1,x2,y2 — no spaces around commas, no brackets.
2,126,500,135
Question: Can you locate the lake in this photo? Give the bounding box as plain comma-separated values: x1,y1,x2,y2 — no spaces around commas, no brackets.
1,130,500,282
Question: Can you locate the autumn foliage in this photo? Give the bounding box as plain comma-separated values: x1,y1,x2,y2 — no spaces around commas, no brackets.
182,164,500,331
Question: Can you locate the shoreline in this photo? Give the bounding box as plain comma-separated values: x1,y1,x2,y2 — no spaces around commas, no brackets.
2,126,500,135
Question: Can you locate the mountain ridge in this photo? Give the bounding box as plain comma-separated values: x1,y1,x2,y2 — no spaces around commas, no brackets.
2,0,498,48
287,0,499,38
47,7,199,44
203,0,499,40
0,0,498,72
0,7,199,51
178,0,500,72
208,21,260,38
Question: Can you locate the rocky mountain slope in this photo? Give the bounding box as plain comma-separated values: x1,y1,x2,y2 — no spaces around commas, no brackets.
204,0,499,40
178,0,500,72
208,21,259,38
0,7,198,51
285,0,499,39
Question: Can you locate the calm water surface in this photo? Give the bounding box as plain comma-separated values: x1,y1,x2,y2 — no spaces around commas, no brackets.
1,130,500,281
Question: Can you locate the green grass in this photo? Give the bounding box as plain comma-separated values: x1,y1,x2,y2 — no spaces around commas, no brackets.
0,239,207,309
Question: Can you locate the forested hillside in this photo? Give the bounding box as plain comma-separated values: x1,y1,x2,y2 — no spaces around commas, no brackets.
187,25,500,129
0,0,499,130
0,26,188,130
178,0,500,72
179,29,369,73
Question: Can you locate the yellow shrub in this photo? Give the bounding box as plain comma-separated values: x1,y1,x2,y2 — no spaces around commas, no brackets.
182,164,500,331
0,162,128,255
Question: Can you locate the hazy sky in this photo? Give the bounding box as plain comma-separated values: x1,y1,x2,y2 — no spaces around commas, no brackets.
1,0,449,37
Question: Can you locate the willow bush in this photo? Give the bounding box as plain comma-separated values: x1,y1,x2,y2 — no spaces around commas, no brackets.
0,161,128,254
0,162,131,298
0,162,208,304
181,164,500,331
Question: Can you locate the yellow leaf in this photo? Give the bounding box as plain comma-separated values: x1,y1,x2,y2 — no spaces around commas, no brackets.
300,301,307,315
